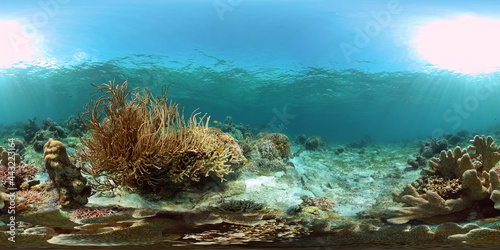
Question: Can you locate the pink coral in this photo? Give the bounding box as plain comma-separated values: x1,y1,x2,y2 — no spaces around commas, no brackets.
15,190,49,211
70,208,119,220
0,163,38,189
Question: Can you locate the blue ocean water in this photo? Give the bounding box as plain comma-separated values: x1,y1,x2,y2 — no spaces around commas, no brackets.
1,0,500,143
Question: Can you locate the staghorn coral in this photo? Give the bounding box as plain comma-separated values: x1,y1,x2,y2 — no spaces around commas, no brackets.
44,138,91,208
78,80,243,194
389,136,500,224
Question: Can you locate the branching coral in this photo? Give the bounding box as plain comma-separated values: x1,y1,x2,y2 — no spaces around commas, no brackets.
77,80,243,193
0,162,38,190
15,190,50,211
389,135,500,224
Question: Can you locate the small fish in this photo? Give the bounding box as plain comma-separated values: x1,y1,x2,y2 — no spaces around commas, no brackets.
244,158,248,163
213,120,218,124
215,147,224,152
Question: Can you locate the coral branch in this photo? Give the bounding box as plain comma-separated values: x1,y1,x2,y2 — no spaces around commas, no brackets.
77,80,243,194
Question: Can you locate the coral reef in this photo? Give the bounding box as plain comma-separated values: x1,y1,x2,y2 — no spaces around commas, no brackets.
347,135,375,148
407,155,426,169
0,146,22,166
181,219,309,245
64,115,86,137
444,129,470,146
305,136,327,151
295,134,307,145
419,137,448,158
215,199,265,213
77,80,243,194
468,135,500,171
0,162,38,190
290,195,337,221
389,135,500,224
43,138,91,208
416,176,463,199
408,137,449,170
214,116,246,140
70,207,121,220
258,133,291,159
15,190,50,212
22,117,38,143
239,133,292,176
31,118,67,152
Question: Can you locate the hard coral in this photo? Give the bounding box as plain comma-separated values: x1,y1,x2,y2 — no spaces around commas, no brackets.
31,118,66,152
216,199,265,213
182,219,309,245
0,162,38,189
215,116,245,140
70,207,120,220
15,190,49,211
389,135,500,224
44,138,91,208
305,136,326,151
290,196,337,221
78,80,242,194
417,176,463,200
262,133,291,159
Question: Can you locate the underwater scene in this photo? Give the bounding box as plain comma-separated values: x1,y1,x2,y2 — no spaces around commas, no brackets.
3,0,500,249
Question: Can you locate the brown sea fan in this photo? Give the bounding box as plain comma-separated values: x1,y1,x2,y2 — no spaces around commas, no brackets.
77,80,239,194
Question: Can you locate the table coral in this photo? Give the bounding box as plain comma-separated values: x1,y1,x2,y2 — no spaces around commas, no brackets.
389,135,500,224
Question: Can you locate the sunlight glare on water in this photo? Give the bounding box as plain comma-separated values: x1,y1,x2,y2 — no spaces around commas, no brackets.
0,19,40,68
412,15,500,74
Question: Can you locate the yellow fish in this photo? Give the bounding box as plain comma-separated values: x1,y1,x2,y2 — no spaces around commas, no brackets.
213,120,218,124
215,147,224,152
